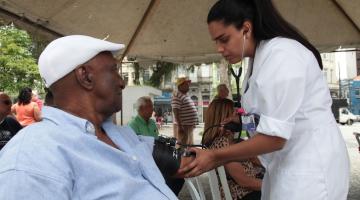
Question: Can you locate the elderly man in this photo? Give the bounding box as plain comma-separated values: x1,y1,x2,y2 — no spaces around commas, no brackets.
171,77,198,145
0,92,22,150
0,35,177,199
128,96,159,137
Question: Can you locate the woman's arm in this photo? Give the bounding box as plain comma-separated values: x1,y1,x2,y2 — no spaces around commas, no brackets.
179,133,286,177
224,162,262,191
215,133,285,164
33,104,42,121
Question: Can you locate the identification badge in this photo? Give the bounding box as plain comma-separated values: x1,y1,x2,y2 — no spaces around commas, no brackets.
242,114,256,134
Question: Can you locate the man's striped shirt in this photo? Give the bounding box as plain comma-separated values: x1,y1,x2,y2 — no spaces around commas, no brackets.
171,92,198,126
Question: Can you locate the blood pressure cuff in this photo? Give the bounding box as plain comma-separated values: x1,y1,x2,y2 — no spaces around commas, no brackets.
152,137,182,177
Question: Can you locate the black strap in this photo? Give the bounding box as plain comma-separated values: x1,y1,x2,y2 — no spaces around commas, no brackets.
230,66,242,107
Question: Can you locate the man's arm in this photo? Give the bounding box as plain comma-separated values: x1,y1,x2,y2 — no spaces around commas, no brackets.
172,108,184,133
0,169,71,200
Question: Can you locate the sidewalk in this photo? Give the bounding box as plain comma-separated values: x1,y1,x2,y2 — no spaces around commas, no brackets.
158,123,204,144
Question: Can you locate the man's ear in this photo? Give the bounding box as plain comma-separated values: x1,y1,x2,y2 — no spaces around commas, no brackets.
74,65,94,90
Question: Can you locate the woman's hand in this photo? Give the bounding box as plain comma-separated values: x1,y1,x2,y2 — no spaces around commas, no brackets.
177,147,221,178
221,111,240,125
172,156,194,178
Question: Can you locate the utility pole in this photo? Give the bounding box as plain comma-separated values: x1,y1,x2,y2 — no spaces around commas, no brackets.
338,63,342,98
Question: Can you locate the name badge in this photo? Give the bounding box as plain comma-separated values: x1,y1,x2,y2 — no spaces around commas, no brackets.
242,114,256,134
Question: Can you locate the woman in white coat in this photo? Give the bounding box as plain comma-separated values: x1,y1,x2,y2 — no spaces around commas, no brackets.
179,0,350,199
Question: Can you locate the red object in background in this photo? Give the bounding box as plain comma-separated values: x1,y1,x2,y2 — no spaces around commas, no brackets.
193,101,209,106
236,108,246,115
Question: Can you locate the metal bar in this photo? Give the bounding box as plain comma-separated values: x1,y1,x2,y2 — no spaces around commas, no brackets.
119,0,159,63
331,0,360,34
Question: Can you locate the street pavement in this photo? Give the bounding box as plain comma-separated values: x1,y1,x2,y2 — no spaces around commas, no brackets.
158,123,360,200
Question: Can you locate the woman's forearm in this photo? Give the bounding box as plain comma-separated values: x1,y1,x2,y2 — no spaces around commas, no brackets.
214,133,286,164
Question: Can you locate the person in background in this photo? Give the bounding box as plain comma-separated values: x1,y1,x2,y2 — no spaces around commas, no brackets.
204,98,263,200
164,111,169,125
128,96,159,138
214,84,230,100
11,87,41,127
171,77,198,145
0,92,22,150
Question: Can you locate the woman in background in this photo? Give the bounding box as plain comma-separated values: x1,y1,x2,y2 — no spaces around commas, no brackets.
204,98,263,200
11,87,41,127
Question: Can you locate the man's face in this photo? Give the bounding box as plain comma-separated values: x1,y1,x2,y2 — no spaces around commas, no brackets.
140,101,154,120
89,52,125,116
178,81,190,93
0,93,12,119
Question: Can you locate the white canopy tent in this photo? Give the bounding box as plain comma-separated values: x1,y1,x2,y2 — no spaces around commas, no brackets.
0,0,359,64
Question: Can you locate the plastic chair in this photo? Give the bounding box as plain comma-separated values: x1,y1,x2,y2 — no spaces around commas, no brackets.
185,176,206,200
207,166,233,200
186,166,232,200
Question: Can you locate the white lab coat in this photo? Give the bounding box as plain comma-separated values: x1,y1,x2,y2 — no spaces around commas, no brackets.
242,37,350,200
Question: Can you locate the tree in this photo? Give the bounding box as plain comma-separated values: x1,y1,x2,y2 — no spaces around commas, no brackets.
147,61,176,87
0,24,43,94
218,58,232,98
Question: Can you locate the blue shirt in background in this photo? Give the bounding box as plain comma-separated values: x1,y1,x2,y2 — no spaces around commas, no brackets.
0,106,177,200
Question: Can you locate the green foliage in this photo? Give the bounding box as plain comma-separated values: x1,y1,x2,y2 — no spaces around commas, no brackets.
0,24,43,94
147,61,176,87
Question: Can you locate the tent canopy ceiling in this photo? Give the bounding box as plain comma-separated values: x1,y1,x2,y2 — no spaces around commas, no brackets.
1,0,359,63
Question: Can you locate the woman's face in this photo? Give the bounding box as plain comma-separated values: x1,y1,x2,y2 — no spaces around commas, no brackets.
208,20,248,64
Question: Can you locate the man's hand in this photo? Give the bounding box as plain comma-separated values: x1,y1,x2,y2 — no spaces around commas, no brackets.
178,124,185,134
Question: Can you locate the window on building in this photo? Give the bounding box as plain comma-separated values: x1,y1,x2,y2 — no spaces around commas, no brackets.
202,95,210,101
143,69,150,81
122,72,129,85
355,88,360,98
323,69,328,81
191,95,198,101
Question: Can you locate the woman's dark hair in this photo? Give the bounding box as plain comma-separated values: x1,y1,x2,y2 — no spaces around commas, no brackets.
207,0,323,69
17,87,32,105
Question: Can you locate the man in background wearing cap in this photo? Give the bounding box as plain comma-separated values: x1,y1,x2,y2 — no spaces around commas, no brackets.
0,35,177,199
0,92,22,150
171,77,198,145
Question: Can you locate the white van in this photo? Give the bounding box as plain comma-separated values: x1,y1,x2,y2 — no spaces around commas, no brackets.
339,107,358,125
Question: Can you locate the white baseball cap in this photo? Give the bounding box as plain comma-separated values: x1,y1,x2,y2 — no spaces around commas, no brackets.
38,35,125,87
